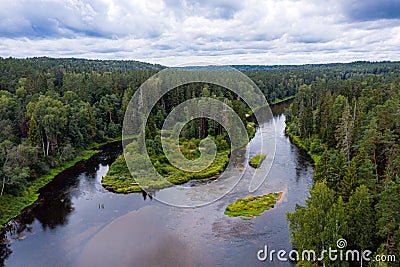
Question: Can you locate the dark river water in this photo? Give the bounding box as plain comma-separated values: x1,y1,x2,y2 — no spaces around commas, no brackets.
0,101,313,267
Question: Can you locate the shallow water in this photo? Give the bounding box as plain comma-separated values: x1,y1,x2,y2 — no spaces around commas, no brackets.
0,101,313,266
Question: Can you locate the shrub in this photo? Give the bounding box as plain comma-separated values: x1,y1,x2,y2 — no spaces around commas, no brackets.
249,154,266,168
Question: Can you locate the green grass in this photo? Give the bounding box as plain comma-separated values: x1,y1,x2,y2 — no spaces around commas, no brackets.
0,149,98,231
87,136,122,150
101,155,142,193
285,126,322,163
246,122,256,140
270,95,295,105
101,150,230,193
102,119,256,194
249,154,267,168
224,192,282,218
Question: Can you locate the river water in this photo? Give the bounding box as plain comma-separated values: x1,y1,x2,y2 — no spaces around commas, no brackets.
0,101,313,266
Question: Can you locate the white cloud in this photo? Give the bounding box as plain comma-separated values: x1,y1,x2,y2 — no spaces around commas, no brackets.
0,0,399,65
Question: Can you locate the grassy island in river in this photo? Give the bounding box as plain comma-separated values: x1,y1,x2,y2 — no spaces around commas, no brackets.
224,192,282,218
249,154,266,168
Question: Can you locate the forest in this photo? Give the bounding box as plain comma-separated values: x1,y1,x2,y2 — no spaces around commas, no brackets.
286,62,400,266
0,56,308,227
0,58,399,267
2,56,348,201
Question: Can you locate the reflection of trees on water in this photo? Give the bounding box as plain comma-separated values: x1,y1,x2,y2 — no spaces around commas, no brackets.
0,235,12,266
34,195,74,230
270,101,292,116
33,144,122,229
141,190,153,201
294,149,312,183
0,141,124,265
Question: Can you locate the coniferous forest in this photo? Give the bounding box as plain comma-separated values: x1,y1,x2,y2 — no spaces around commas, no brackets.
1,58,400,266
286,62,400,265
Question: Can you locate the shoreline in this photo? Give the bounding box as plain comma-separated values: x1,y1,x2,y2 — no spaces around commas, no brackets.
0,137,121,232
269,95,295,105
284,126,322,164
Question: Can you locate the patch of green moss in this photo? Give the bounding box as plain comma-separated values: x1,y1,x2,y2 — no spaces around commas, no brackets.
249,154,266,168
224,192,282,218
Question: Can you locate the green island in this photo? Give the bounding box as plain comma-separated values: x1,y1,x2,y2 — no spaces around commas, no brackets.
102,87,257,193
249,154,266,168
102,148,230,193
101,127,243,193
224,192,282,218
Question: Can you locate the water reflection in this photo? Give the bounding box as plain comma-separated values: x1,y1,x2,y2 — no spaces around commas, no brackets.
36,196,74,230
0,240,10,267
141,190,152,201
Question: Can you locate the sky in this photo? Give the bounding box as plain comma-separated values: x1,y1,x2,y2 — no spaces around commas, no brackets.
0,0,399,66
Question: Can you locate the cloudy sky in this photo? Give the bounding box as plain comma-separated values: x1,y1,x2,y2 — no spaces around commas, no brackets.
0,0,399,66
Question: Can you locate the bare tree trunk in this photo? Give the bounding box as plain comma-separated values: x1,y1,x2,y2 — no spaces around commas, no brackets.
386,218,392,255
42,138,46,157
46,140,50,156
1,153,10,197
0,176,5,197
374,150,378,181
109,110,113,123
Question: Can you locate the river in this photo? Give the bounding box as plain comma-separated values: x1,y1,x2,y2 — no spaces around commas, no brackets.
0,101,313,266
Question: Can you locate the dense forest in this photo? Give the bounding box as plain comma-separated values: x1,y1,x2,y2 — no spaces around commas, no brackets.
286,63,400,266
1,58,399,261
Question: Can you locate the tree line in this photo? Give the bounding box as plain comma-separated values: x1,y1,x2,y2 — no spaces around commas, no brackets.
286,62,400,266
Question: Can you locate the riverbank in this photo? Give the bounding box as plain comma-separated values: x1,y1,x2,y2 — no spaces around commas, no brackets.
102,120,258,194
0,137,121,232
102,150,230,193
284,125,322,164
270,95,295,105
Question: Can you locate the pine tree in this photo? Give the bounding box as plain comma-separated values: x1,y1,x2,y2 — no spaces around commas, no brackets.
28,116,41,148
376,177,400,256
339,158,358,201
335,101,354,162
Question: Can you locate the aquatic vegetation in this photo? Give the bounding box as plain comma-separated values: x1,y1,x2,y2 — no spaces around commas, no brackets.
224,192,282,218
101,155,142,193
249,154,266,168
101,144,230,193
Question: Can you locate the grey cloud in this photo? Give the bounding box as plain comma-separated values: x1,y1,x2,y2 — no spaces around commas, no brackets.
345,0,400,21
164,0,243,20
0,0,166,39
